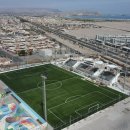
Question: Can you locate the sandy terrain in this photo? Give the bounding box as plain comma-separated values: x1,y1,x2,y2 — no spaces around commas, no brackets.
65,21,130,39
46,33,97,55
95,21,130,31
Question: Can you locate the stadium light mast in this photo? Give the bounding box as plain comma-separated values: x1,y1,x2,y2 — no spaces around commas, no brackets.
41,74,47,121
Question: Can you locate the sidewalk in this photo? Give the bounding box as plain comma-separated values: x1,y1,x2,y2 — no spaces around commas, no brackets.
63,97,130,130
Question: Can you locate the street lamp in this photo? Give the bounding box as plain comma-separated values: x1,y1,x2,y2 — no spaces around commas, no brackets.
41,74,47,121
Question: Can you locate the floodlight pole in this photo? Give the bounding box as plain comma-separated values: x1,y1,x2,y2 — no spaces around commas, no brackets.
41,74,47,121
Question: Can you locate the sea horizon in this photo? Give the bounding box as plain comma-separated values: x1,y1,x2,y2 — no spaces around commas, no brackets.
66,14,130,21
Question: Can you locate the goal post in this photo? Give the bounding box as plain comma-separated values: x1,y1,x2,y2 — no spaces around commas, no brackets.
88,104,100,113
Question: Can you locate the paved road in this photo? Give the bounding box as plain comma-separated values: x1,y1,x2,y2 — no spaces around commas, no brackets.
0,48,23,63
17,17,130,67
63,97,130,130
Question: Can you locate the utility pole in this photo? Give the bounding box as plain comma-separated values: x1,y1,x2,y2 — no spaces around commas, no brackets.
41,74,47,121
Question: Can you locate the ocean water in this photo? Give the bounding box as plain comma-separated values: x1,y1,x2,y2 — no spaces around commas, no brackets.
67,15,130,21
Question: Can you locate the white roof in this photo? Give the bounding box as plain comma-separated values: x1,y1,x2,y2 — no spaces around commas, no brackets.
107,64,118,69
84,58,93,61
95,60,104,65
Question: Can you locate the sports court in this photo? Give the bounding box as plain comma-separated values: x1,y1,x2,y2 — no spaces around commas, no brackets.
0,64,126,129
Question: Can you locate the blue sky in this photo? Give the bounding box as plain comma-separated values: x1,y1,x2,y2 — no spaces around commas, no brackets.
0,0,130,14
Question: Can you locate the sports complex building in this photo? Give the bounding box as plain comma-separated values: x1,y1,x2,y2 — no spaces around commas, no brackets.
64,58,121,85
0,60,129,130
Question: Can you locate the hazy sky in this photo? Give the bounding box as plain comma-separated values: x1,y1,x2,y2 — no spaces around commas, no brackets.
0,0,130,14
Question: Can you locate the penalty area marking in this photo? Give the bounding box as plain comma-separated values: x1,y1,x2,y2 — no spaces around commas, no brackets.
75,102,99,117
48,109,65,124
75,101,101,115
96,91,114,100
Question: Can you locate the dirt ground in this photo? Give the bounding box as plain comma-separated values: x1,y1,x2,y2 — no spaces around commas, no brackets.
119,76,130,90
65,21,130,39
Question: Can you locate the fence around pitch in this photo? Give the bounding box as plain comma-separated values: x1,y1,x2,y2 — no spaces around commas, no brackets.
53,95,126,130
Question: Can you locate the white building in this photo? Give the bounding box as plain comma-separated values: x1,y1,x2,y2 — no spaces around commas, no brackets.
96,34,130,45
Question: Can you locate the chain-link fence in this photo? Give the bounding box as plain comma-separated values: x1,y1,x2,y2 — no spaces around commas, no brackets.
53,95,126,130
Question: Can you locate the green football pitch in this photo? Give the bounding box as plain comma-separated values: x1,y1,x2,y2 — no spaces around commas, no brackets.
0,64,126,129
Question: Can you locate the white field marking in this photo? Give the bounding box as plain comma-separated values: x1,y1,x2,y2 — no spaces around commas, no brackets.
65,95,81,103
18,76,77,94
6,64,50,78
2,63,48,74
49,96,101,119
88,104,100,113
48,93,68,103
65,76,79,81
50,65,75,77
14,70,37,74
39,76,78,86
80,76,119,97
75,101,100,113
75,101,100,116
96,91,114,100
49,91,98,111
3,74,11,80
47,81,62,91
37,76,78,89
37,81,41,88
15,69,51,78
48,109,65,124
46,79,57,82
75,110,82,117
54,76,78,83
98,86,119,97
37,80,58,88
19,72,42,77
101,97,118,107
18,87,39,94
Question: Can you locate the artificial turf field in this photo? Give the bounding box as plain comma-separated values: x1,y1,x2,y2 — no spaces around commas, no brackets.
0,64,127,129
